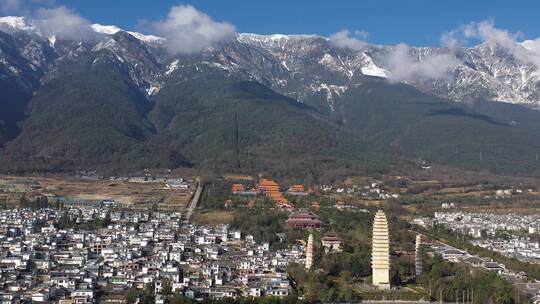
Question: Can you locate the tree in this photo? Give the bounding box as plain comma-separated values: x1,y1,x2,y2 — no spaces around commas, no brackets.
338,285,355,302
391,255,415,286
286,263,307,287
125,287,139,304
19,194,29,208
54,197,63,209
161,279,173,296
169,293,192,304
419,254,516,304
169,293,194,304
141,283,155,304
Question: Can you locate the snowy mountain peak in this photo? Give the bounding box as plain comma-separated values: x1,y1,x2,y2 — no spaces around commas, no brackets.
237,33,324,48
360,54,388,78
521,39,540,52
0,16,36,31
238,33,322,41
91,23,165,44
0,17,164,44
1,17,540,108
91,24,123,35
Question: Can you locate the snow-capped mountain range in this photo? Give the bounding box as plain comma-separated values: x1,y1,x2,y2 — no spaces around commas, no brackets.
2,15,540,111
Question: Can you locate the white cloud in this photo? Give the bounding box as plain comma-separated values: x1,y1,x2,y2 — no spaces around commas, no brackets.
441,23,478,48
441,20,540,68
385,43,460,82
152,4,236,55
329,29,369,51
441,31,460,48
1,0,24,13
34,6,93,40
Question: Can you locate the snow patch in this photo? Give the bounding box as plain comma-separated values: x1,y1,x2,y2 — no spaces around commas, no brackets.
237,33,321,51
0,16,36,31
318,53,336,66
238,33,320,43
48,35,56,47
147,84,162,95
310,83,348,111
277,79,287,86
361,60,388,78
92,38,120,52
91,24,122,35
201,61,233,72
166,59,179,75
91,23,165,44
8,65,20,75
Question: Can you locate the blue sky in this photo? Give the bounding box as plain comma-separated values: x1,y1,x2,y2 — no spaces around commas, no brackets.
3,0,540,46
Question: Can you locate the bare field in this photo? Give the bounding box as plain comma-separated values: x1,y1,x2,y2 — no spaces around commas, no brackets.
192,210,234,226
0,175,194,209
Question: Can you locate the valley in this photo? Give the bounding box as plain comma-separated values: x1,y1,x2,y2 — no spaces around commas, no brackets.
1,2,540,303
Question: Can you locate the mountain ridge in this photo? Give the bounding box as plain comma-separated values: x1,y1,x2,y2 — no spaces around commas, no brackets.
2,17,540,178
2,16,540,108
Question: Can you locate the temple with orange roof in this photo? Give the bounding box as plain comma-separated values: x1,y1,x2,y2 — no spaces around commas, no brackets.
232,183,257,196
289,184,305,192
288,184,309,196
257,179,279,193
232,183,246,194
257,178,291,207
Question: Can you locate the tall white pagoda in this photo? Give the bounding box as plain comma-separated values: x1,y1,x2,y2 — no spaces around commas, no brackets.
372,210,390,289
306,233,314,270
415,234,423,276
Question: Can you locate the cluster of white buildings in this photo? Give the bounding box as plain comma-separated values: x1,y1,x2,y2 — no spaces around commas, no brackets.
428,242,527,280
320,182,400,200
0,207,303,303
75,170,192,188
471,237,540,263
417,212,540,263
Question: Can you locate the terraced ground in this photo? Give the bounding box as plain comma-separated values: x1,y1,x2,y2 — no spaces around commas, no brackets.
0,175,195,209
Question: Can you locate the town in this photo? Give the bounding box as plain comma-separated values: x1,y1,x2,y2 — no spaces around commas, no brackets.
2,173,540,303
0,206,303,303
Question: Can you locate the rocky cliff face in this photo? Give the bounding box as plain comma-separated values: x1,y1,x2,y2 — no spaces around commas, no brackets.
2,16,540,112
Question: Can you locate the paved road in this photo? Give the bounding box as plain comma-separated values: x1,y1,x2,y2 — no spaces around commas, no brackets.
182,178,203,224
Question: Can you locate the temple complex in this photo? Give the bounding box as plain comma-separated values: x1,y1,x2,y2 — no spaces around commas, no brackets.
257,179,289,206
285,210,324,229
